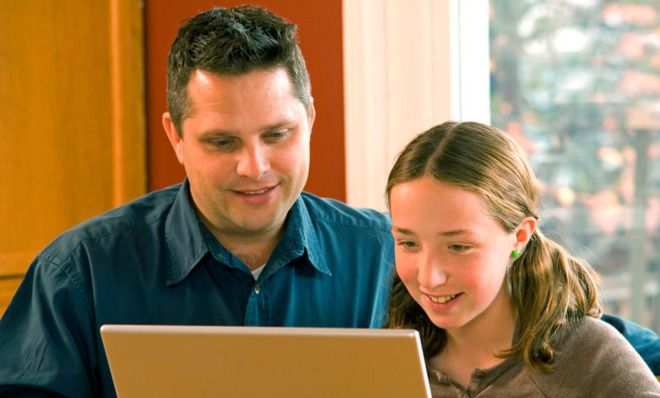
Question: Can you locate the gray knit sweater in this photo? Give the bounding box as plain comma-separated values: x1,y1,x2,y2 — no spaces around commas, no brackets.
428,316,660,397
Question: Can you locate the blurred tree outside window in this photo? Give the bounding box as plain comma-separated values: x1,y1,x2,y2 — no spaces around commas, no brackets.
489,0,660,330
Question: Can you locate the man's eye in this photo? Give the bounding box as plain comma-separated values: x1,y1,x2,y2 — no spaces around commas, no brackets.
263,130,289,142
208,139,236,150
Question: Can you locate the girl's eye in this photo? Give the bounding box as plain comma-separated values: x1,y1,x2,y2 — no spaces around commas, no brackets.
448,244,470,253
396,240,418,250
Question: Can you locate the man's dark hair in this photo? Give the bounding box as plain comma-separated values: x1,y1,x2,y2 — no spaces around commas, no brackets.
166,5,312,134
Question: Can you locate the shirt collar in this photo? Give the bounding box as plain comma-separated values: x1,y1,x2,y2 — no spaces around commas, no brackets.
269,195,331,277
164,183,330,285
164,180,209,285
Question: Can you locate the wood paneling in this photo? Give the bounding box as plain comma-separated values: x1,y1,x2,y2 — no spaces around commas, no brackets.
0,277,22,316
0,0,145,316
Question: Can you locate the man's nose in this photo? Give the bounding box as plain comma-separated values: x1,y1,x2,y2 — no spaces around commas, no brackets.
236,143,270,179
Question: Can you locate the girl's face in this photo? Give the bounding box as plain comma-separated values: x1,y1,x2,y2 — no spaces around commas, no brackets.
389,176,532,333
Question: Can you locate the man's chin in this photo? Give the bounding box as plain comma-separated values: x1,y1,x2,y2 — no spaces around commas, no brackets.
212,199,293,237
226,214,285,237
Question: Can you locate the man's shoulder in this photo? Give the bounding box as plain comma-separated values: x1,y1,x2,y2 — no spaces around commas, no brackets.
40,184,182,260
299,192,391,232
601,314,660,375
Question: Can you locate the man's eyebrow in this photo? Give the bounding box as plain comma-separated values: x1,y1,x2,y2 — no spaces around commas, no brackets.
260,121,295,132
198,129,235,137
197,122,296,137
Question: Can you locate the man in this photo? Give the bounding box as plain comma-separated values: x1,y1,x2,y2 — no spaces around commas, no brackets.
0,6,393,397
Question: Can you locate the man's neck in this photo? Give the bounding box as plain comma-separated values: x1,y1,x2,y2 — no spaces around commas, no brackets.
212,229,283,270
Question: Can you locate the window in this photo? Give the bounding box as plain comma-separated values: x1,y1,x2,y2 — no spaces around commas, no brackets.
490,0,660,329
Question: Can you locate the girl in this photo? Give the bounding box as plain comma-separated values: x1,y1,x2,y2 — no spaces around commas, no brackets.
385,121,659,396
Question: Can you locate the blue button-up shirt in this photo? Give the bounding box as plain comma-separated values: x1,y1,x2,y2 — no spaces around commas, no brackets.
0,182,394,397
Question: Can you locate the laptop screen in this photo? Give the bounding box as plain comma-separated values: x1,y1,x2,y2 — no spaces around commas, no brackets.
100,324,431,398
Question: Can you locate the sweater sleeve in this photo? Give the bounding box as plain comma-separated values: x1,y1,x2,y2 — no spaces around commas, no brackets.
541,317,660,397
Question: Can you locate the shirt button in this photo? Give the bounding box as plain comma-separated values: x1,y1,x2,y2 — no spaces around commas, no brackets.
254,284,261,294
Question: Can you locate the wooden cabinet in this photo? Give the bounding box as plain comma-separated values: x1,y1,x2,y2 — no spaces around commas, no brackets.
0,0,145,316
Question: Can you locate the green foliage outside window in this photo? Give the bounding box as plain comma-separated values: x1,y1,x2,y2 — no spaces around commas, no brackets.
490,0,660,330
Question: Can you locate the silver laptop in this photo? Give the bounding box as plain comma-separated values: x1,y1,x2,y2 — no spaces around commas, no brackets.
100,324,431,398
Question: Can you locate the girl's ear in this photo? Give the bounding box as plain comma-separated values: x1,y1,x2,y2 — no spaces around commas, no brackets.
514,216,537,251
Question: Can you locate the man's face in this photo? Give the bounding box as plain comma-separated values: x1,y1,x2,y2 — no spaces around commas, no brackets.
163,67,315,242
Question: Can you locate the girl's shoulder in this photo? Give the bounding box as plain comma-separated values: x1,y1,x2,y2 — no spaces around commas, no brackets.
530,316,660,396
569,315,627,346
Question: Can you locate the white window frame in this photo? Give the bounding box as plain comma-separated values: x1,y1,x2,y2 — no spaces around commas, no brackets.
343,0,490,210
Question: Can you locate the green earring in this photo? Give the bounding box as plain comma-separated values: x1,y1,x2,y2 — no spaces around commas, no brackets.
511,249,520,258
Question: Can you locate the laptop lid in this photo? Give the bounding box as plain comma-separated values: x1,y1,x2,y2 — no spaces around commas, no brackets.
100,324,431,398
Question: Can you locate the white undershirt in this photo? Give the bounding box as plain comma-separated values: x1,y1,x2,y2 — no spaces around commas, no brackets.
251,264,266,280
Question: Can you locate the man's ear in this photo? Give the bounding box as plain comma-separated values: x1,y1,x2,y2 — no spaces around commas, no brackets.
162,112,184,165
514,216,537,251
307,99,316,133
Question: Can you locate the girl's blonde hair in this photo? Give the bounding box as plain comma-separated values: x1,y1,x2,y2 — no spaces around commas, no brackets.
384,121,601,372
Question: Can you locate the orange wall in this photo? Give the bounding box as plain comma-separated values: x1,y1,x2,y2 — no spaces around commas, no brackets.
145,0,346,201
